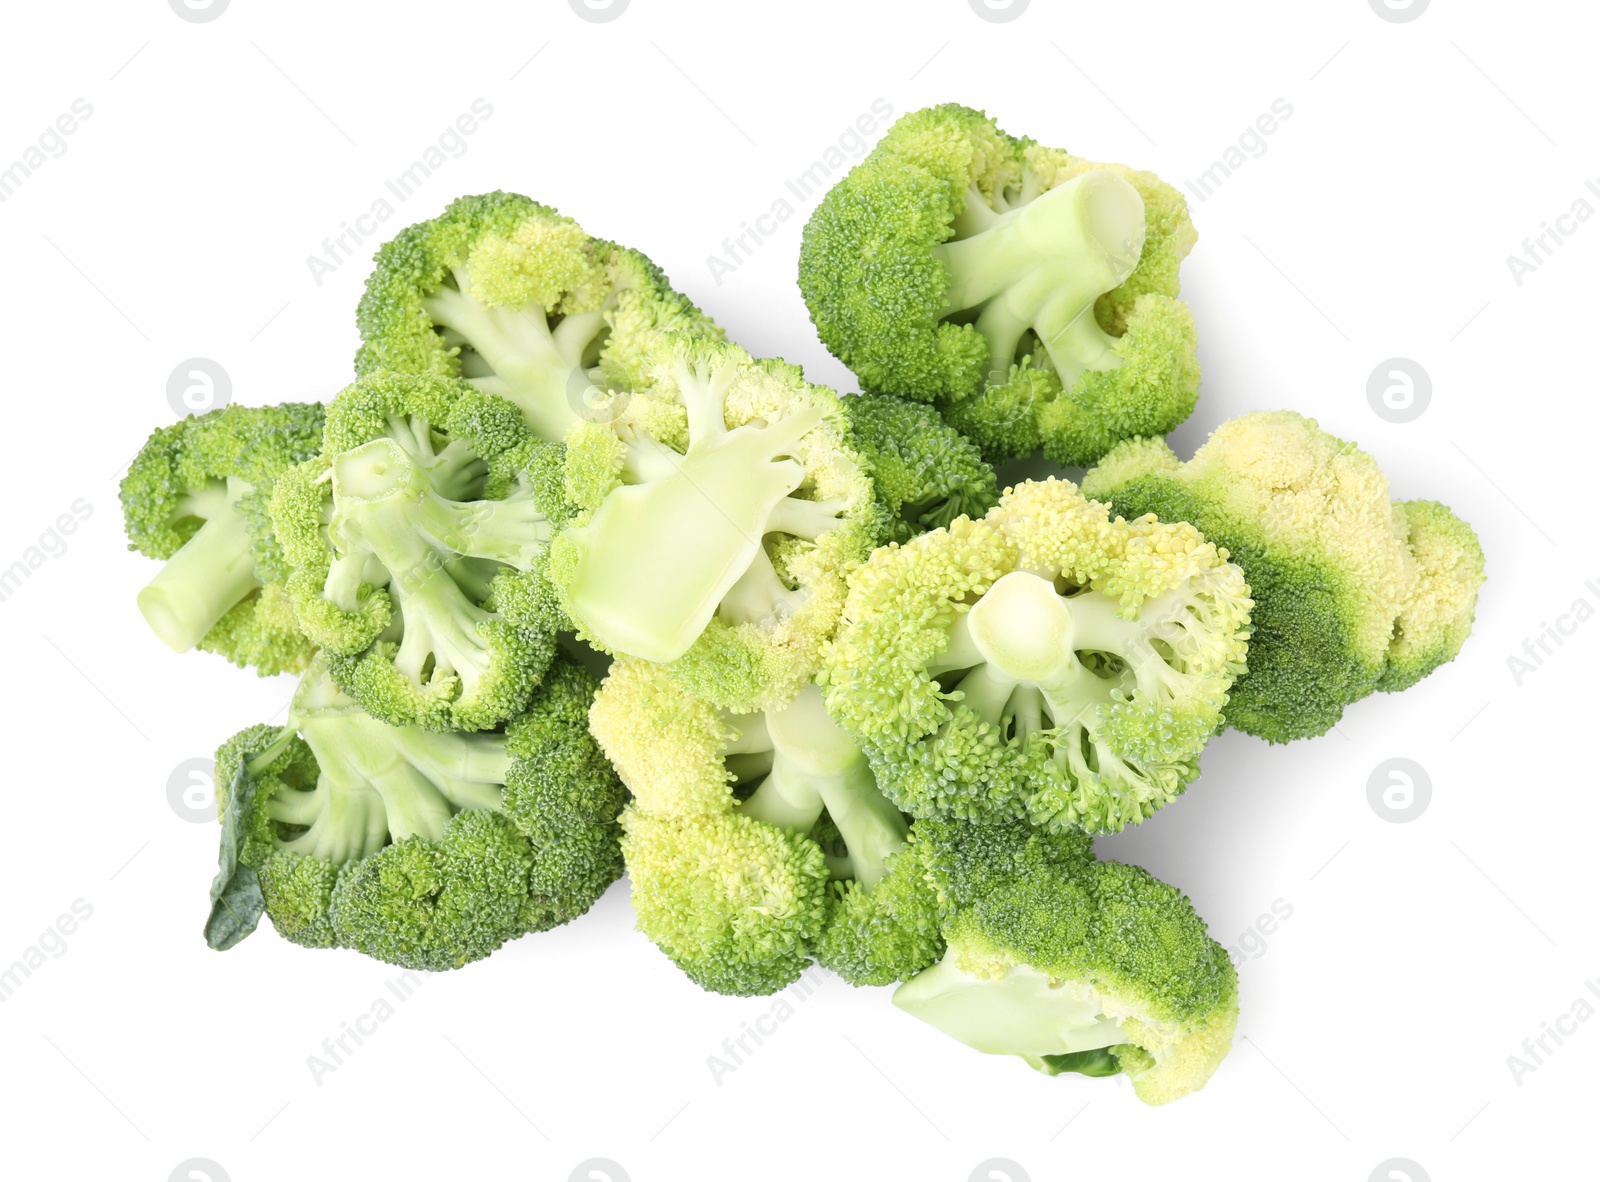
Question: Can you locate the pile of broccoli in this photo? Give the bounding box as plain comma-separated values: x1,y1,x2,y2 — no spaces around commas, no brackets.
123,106,1485,1105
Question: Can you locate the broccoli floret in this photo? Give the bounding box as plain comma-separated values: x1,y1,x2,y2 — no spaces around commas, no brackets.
894,817,1238,1106
845,393,1000,546
1082,412,1486,742
824,478,1252,833
208,652,625,970
799,103,1199,466
120,402,325,674
272,371,568,731
552,338,875,712
356,191,723,443
591,659,937,994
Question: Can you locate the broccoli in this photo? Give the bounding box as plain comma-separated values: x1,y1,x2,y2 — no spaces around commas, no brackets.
1082,412,1486,742
824,478,1252,834
799,103,1199,466
356,191,723,443
272,371,568,732
894,816,1238,1106
845,393,1000,546
552,338,875,713
207,652,626,971
589,658,941,995
120,402,326,675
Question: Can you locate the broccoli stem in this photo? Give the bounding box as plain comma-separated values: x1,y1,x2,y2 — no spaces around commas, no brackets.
558,361,826,663
423,273,604,442
330,440,498,691
894,954,1127,1062
741,686,908,887
933,169,1145,385
137,479,260,652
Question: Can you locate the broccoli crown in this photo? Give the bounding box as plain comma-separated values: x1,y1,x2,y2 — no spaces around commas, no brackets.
208,651,624,970
272,371,569,731
824,478,1252,834
355,191,722,443
591,658,936,994
1082,412,1486,742
120,401,326,671
894,817,1238,1106
552,337,876,713
844,393,1000,546
797,103,1199,465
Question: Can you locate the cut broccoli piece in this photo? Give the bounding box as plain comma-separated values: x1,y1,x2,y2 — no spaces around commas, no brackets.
824,478,1252,833
552,337,875,712
120,402,325,674
209,652,625,970
1082,412,1486,741
591,659,938,995
356,191,723,442
799,103,1199,465
272,371,567,731
895,817,1238,1106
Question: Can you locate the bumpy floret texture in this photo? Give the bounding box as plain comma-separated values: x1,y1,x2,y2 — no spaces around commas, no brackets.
845,393,1000,546
272,371,568,731
592,658,935,995
553,338,875,712
356,191,723,443
210,653,625,970
121,401,326,673
895,817,1238,1106
825,478,1251,833
1082,412,1485,741
798,103,1199,465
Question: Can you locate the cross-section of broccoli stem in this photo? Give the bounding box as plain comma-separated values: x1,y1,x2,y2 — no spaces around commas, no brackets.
931,571,1218,780
136,476,261,652
249,662,514,864
737,687,908,887
327,438,546,700
423,266,608,442
933,169,1146,386
559,358,837,663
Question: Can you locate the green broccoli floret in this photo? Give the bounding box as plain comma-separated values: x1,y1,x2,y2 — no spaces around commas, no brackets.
272,371,568,732
798,103,1199,466
823,477,1252,834
356,191,723,443
207,651,625,971
120,402,325,674
1082,412,1486,742
552,337,875,713
845,393,1000,546
590,659,939,995
894,817,1238,1106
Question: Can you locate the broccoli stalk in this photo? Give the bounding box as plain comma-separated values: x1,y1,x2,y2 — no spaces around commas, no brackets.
934,170,1146,389
553,341,873,711
137,477,261,652
423,269,607,443
738,687,908,888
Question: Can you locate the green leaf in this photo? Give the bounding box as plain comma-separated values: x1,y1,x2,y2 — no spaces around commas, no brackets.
204,750,266,950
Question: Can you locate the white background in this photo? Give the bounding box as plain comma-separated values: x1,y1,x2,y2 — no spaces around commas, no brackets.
0,1,1592,1179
